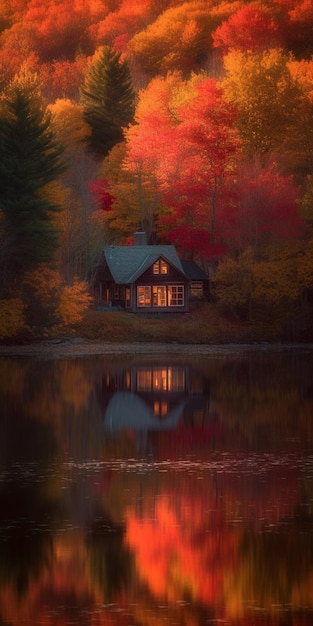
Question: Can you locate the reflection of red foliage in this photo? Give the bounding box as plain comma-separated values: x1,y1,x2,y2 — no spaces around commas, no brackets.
154,422,226,457
89,469,113,496
125,448,301,614
126,494,239,605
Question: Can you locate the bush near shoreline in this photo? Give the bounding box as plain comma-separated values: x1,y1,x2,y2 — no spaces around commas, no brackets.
1,303,312,346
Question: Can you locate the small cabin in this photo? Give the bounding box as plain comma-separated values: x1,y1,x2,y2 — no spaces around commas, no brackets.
94,233,209,313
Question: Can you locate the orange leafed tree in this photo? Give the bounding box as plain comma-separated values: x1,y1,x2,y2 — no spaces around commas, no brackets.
40,57,88,102
20,0,107,62
127,1,230,76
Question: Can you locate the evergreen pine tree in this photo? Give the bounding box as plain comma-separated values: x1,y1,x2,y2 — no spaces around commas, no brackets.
81,46,135,158
0,70,66,293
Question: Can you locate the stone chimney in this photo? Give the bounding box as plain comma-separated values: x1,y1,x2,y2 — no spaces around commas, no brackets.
134,231,147,245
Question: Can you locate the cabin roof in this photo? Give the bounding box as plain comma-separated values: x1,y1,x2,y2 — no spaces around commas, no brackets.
181,260,209,280
104,244,186,284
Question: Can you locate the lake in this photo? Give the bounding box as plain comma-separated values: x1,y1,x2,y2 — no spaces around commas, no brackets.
1,349,313,626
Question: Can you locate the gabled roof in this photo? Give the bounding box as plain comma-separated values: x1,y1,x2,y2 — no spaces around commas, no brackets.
104,245,186,284
181,260,209,280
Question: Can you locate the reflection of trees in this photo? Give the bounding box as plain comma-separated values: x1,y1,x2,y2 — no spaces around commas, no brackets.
121,464,313,624
87,516,132,600
0,406,57,595
0,532,107,626
224,521,313,621
0,356,105,461
1,353,313,625
126,494,239,605
0,482,54,595
208,354,313,447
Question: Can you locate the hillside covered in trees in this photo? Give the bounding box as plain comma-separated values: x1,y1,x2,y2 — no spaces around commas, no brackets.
0,0,313,341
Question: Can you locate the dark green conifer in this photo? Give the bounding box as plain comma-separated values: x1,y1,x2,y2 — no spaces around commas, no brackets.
0,71,66,292
81,46,135,158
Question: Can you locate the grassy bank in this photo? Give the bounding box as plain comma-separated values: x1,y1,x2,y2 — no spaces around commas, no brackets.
75,303,293,344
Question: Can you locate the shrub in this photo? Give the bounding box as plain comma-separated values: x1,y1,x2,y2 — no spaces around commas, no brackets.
0,299,25,341
56,278,93,328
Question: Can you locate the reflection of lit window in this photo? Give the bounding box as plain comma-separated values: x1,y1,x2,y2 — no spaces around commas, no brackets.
137,370,152,391
154,400,169,416
137,286,151,307
161,401,168,416
172,369,185,391
137,367,185,392
168,285,184,306
125,370,131,390
153,369,168,390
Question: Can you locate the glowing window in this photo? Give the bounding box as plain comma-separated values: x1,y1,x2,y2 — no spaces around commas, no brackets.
153,286,167,306
137,286,151,307
153,259,168,274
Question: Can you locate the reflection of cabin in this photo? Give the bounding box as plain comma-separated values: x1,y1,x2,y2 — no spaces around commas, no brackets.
104,364,187,432
103,365,188,423
104,392,185,432
94,233,209,313
99,363,210,432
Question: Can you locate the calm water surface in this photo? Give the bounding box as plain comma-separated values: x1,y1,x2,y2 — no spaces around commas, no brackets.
1,350,313,626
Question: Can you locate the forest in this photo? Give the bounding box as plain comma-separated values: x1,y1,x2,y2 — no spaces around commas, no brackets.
0,0,313,341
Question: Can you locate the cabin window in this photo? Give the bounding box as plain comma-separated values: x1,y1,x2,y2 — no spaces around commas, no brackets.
190,281,203,298
137,286,151,307
137,284,184,307
168,285,184,306
153,285,167,306
126,286,131,308
153,259,168,274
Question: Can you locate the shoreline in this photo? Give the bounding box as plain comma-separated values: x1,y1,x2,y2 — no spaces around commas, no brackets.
0,339,313,358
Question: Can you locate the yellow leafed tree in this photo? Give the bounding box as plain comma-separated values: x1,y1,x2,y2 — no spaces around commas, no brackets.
222,49,302,156
56,278,93,328
0,298,25,340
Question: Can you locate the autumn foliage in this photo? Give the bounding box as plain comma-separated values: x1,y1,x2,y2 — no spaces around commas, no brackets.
0,298,25,340
0,0,313,339
56,277,93,327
